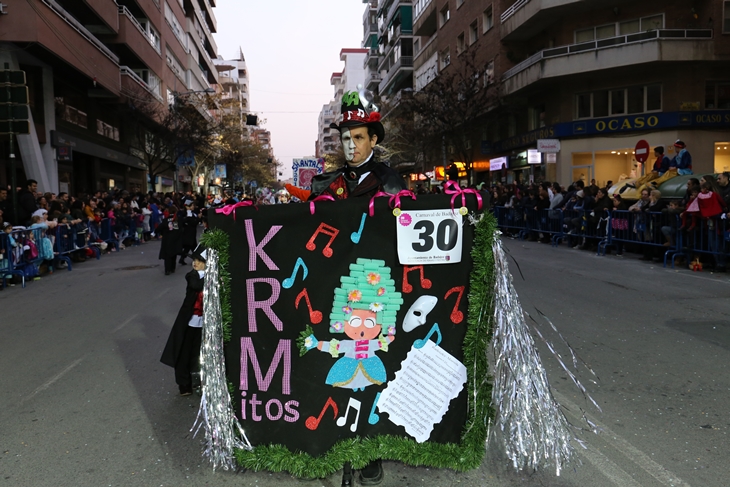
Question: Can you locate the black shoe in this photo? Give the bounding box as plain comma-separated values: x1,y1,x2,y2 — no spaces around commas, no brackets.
165,271,170,275
179,385,193,396
359,459,383,486
179,260,187,265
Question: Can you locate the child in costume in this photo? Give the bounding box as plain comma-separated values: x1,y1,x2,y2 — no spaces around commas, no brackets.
161,244,207,395
302,258,403,392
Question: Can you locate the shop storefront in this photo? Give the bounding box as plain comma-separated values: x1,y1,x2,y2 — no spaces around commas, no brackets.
51,131,146,195
488,110,730,187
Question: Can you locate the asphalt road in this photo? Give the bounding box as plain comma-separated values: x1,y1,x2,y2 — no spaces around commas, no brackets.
1,238,728,487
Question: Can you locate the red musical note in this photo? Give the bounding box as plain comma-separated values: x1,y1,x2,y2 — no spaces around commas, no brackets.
305,397,339,430
444,286,465,324
402,265,432,293
305,223,339,258
295,288,323,324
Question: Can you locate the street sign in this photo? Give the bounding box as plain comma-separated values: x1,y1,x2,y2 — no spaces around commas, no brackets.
537,139,561,153
0,104,29,120
0,120,30,134
0,86,29,104
634,139,650,163
0,70,26,85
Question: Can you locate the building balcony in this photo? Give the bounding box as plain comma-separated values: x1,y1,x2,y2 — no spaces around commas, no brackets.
366,73,383,90
121,66,162,102
87,0,120,34
364,50,381,69
413,0,436,37
502,29,714,95
12,0,121,95
196,0,217,33
501,0,631,41
379,56,413,95
114,6,162,69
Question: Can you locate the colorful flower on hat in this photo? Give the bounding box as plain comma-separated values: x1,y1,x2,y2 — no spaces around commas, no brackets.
377,287,386,296
332,321,344,332
366,272,381,285
342,305,352,315
387,326,396,336
369,302,384,313
348,290,362,302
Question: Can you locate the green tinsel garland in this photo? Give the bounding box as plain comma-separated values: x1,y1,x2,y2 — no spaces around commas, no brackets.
203,213,498,478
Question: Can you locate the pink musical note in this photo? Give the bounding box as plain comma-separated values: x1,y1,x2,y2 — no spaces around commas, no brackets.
445,286,465,324
305,397,339,430
402,265,432,293
305,223,339,258
295,288,323,324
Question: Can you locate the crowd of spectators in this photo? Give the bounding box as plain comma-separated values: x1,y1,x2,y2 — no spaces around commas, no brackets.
488,172,730,271
0,180,220,288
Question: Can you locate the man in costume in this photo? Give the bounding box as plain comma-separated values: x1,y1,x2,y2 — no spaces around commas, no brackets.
309,89,405,200
309,89,405,485
161,244,207,395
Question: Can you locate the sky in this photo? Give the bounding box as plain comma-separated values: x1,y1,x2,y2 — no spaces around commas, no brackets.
213,1,365,180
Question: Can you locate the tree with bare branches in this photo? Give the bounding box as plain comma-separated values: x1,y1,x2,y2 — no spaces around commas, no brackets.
401,51,499,185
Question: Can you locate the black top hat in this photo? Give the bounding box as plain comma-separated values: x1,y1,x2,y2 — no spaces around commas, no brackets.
191,243,207,263
329,90,385,145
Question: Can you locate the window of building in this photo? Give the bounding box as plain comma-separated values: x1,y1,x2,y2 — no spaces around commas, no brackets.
457,0,464,8
469,20,478,45
457,32,465,54
575,84,662,118
575,14,664,42
97,119,120,141
483,5,493,33
484,60,494,87
705,81,730,109
55,97,88,129
724,1,730,33
440,48,451,69
164,1,187,51
440,5,450,27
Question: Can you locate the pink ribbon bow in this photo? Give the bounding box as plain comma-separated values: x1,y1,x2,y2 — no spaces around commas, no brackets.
368,190,417,216
214,200,256,220
309,194,335,215
444,180,483,211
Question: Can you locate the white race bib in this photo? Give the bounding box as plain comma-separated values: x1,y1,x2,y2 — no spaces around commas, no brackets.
396,209,463,265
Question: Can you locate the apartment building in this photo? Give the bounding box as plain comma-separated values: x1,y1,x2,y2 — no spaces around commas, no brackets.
0,0,219,195
316,49,368,157
214,48,250,133
375,0,415,97
411,0,730,186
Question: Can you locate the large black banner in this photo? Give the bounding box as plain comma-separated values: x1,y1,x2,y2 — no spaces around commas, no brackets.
209,194,485,465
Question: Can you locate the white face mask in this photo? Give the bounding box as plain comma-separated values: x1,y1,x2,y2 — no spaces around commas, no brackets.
402,295,438,332
341,128,356,162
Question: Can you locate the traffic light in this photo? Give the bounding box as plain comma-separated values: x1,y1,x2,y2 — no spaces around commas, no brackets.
0,70,25,85
0,86,28,104
0,120,30,134
246,114,258,126
0,104,28,119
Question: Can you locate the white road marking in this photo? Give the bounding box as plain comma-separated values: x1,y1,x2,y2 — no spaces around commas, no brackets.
155,288,170,300
23,358,84,402
554,390,691,487
577,444,644,487
112,314,138,333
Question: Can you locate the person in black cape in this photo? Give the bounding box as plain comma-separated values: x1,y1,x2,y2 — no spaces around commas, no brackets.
310,87,405,485
161,244,207,396
178,199,200,266
157,205,183,275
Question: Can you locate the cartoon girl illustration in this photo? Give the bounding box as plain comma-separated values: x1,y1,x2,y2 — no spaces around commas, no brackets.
301,258,403,391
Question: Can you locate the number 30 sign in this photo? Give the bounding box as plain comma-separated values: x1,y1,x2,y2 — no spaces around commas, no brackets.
395,209,463,265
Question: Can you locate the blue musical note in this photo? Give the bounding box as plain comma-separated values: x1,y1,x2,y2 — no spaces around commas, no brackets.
368,392,381,425
350,212,367,244
414,323,442,349
282,257,308,289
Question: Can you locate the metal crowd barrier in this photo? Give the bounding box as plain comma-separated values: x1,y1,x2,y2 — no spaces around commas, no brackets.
492,206,730,269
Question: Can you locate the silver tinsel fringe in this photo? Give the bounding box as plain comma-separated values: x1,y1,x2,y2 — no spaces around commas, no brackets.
192,249,252,470
490,234,575,475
